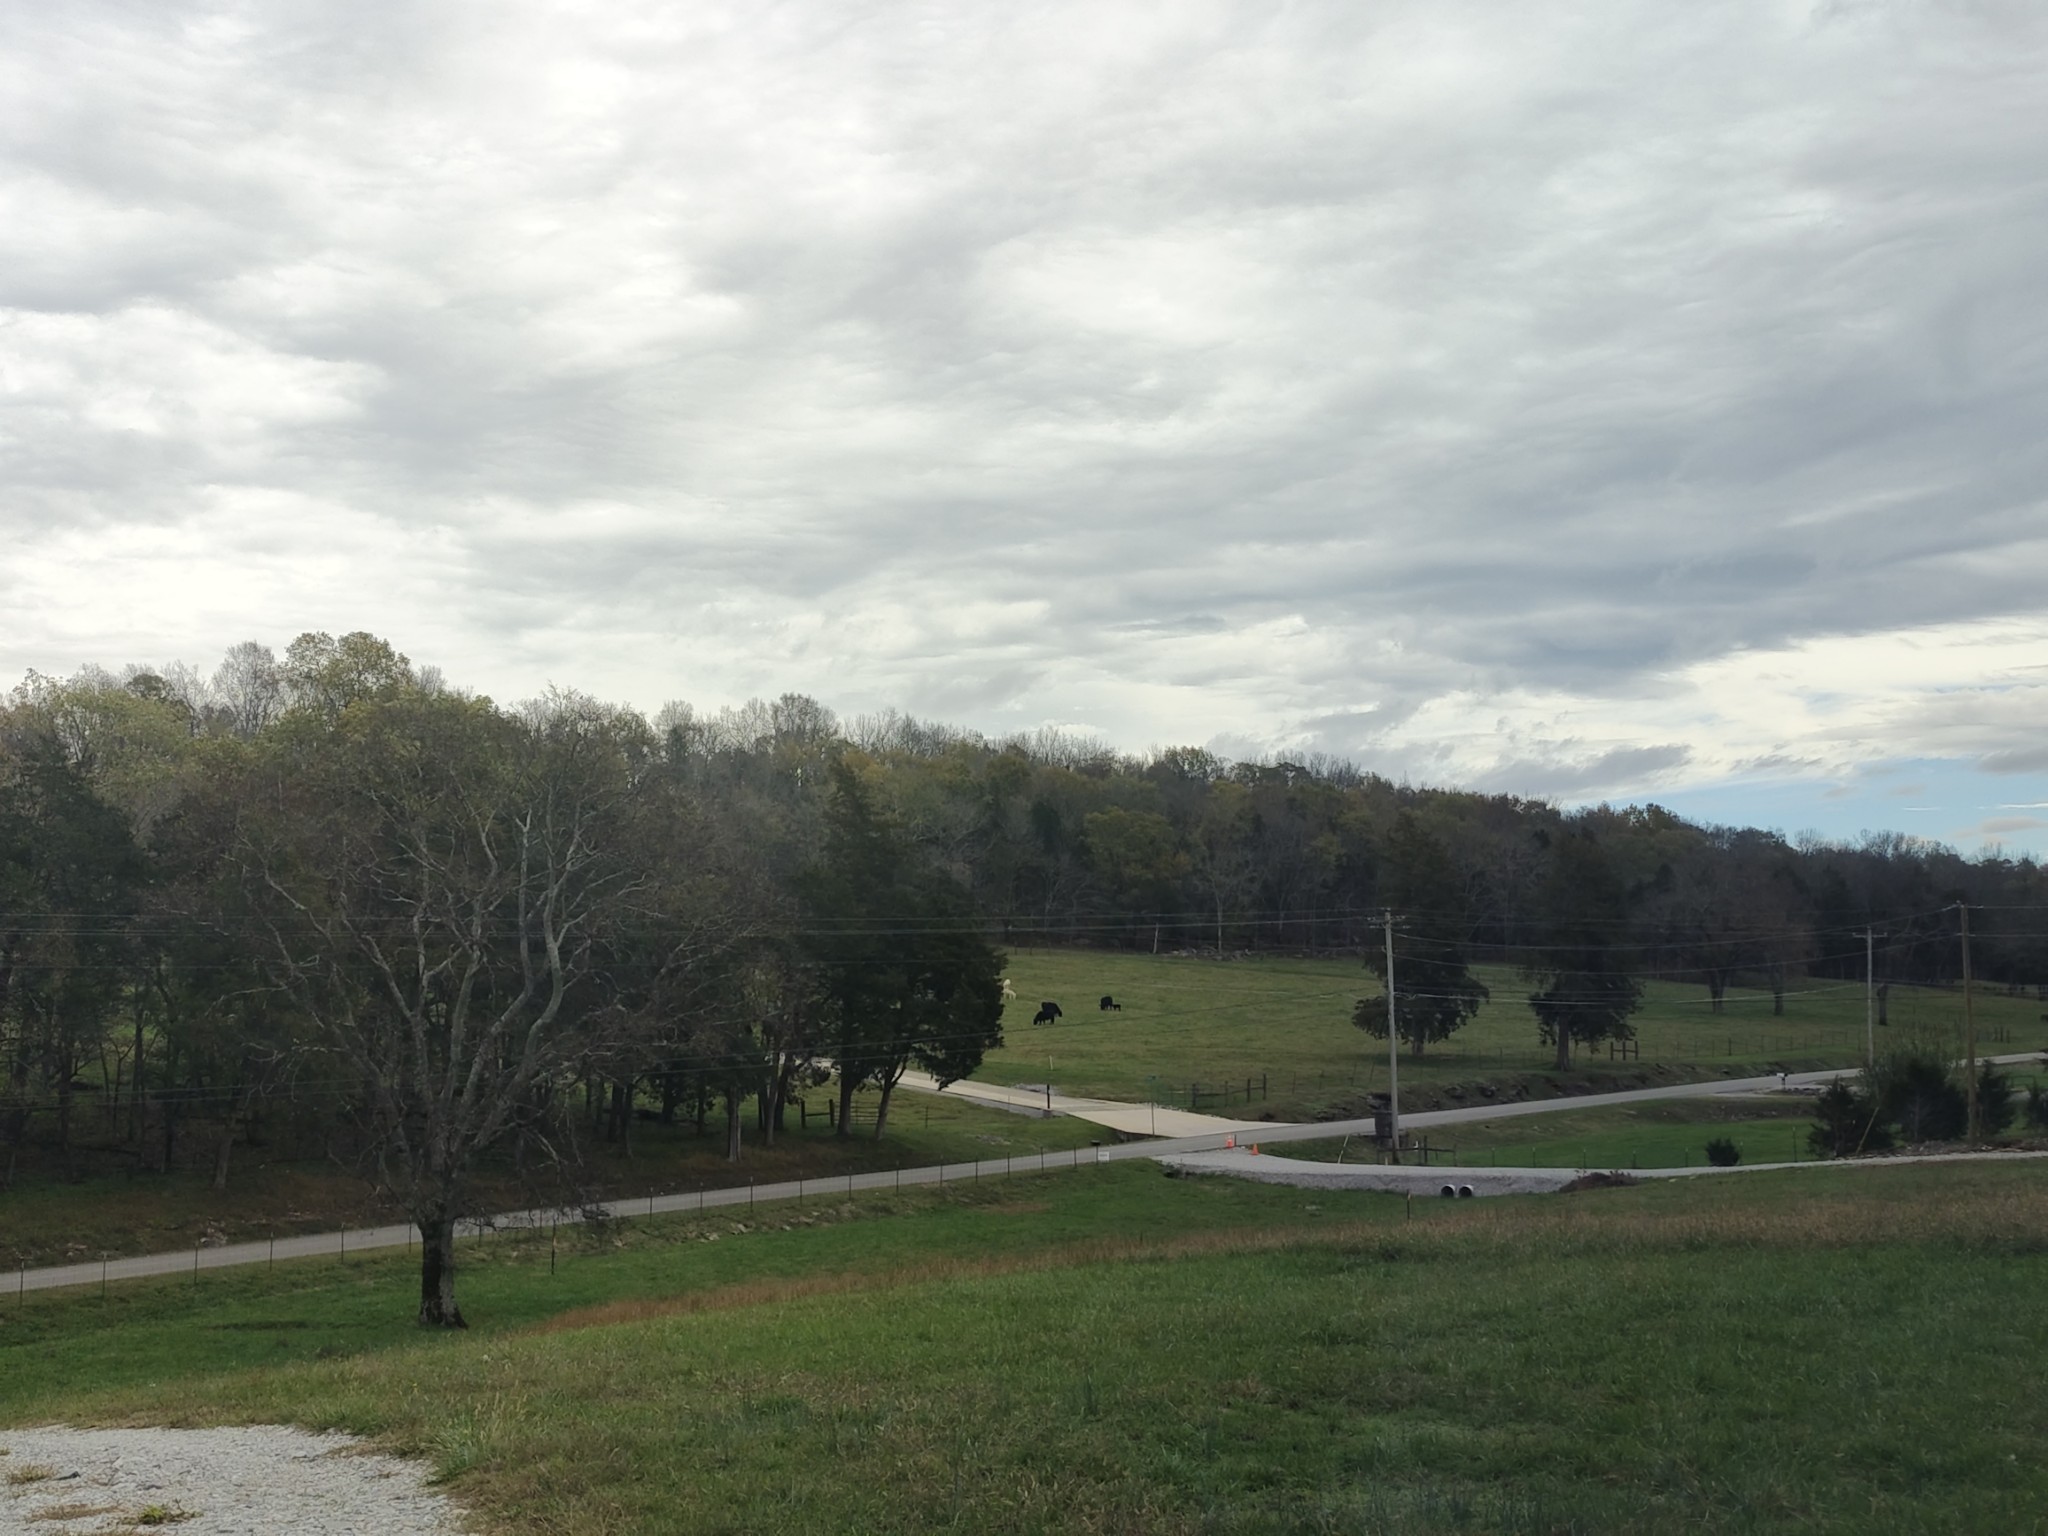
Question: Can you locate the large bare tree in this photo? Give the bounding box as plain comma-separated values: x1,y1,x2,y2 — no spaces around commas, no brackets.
239,687,662,1326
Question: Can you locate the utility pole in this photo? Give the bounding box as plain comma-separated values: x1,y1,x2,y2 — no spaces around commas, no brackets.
1860,927,1877,1069
1959,903,1979,1140
1384,909,1399,1160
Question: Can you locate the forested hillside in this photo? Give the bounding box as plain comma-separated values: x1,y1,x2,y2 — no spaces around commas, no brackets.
4,631,2042,1236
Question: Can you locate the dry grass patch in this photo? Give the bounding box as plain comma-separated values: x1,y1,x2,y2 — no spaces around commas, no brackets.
6,1462,57,1484
531,1162,2048,1339
130,1504,195,1526
526,1222,1364,1335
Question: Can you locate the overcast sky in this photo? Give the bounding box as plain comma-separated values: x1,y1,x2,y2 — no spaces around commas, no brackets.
4,1,2045,853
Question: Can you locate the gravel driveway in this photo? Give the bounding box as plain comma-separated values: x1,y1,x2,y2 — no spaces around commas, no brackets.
0,1426,465,1535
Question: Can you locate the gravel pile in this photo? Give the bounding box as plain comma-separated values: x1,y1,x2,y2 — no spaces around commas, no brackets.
0,1426,467,1535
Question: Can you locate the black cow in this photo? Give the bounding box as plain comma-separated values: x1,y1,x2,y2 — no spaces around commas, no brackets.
1099,995,1122,1011
1031,1000,1063,1027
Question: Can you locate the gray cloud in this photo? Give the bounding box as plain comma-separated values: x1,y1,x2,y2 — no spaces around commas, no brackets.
1979,816,2048,836
1464,744,1694,801
2,0,2046,831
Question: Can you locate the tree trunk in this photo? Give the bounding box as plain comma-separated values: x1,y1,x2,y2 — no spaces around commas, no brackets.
1,953,21,1184
723,1089,742,1162
211,1089,247,1193
130,996,147,1142
1554,1025,1571,1072
55,1043,74,1183
604,1079,626,1144
104,1045,122,1136
1770,964,1785,1017
1706,972,1726,1015
609,1080,632,1155
212,1121,235,1192
873,1073,898,1141
417,1213,467,1328
1877,982,1889,1026
835,1068,857,1141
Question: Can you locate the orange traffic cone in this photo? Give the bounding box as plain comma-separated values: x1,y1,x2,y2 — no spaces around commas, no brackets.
1224,1135,1236,1149
1250,1144,1260,1155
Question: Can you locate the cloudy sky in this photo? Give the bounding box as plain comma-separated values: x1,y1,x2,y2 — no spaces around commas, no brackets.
4,1,2046,853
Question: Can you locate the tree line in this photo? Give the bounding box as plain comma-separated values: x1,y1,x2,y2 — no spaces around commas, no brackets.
4,631,2044,1319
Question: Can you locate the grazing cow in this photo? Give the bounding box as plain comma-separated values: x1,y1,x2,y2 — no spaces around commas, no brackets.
1000,978,1017,1002
1099,995,1122,1011
1031,1000,1063,1027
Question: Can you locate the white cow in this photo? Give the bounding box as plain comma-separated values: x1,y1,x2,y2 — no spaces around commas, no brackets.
1000,978,1017,1002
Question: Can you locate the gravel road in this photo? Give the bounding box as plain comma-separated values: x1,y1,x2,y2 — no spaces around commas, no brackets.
1158,1145,2048,1196
0,1426,465,1535
14,1052,2042,1297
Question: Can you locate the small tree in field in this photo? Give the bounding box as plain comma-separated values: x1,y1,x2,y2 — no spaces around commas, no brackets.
1524,827,1641,1070
1808,1079,1893,1157
1353,816,1488,1057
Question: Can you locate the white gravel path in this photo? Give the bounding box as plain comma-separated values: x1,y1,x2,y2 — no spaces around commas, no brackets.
1161,1150,1584,1195
0,1426,466,1535
1158,1145,2048,1195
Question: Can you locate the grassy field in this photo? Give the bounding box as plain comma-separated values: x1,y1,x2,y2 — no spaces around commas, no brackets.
1284,1094,1828,1170
0,1092,1101,1271
5,1159,2047,1533
12,947,2041,1271
991,949,2048,1117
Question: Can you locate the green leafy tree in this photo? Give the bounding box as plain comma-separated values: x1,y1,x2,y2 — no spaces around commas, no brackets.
1808,1079,1894,1157
1083,806,1189,924
1524,827,1642,1071
801,761,1004,1140
279,631,415,718
0,732,145,1183
1353,815,1488,1057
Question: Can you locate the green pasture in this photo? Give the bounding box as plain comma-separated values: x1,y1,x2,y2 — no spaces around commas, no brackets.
7,1159,2048,1533
0,1165,1377,1407
1285,1094,1827,1170
0,1092,1100,1271
991,948,2048,1115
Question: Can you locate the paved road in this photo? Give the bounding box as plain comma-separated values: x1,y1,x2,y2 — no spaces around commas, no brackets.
9,1052,2040,1297
898,1068,1273,1137
7,1146,1128,1298
1162,1144,2048,1197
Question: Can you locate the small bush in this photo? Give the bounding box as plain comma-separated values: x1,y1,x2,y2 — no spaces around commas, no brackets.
1976,1062,2017,1138
1808,1080,1894,1158
1872,1052,1966,1142
2026,1084,2048,1131
1704,1137,1741,1167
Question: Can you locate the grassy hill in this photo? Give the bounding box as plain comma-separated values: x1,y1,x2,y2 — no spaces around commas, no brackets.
0,1093,1103,1271
6,1159,2047,1533
989,949,2048,1116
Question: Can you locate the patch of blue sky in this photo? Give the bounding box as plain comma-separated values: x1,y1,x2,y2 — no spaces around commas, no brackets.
1590,757,2048,861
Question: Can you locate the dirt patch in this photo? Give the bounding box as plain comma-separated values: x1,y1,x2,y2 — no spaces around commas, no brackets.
1560,1171,1641,1192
